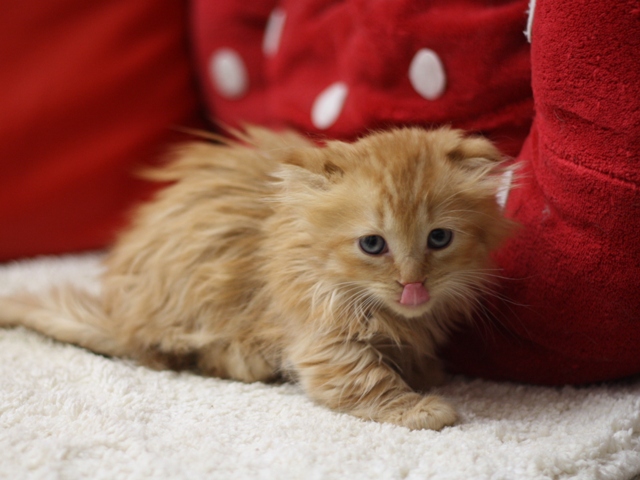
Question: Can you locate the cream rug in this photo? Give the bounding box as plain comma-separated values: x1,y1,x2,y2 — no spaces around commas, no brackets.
1,253,639,479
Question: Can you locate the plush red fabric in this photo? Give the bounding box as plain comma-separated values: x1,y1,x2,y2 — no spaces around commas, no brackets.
444,0,640,384
0,0,203,261
192,0,533,157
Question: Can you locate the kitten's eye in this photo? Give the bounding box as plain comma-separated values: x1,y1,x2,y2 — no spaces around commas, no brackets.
427,229,453,249
358,235,388,255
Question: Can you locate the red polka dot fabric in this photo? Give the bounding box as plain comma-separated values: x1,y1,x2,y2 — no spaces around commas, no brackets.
192,0,533,157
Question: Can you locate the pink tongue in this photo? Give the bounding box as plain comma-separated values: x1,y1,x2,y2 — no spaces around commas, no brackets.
400,282,430,306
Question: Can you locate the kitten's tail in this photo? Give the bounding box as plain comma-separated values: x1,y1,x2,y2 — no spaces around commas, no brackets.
0,288,128,357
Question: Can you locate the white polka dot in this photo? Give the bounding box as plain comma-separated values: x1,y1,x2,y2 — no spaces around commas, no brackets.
209,48,248,99
311,82,348,130
263,8,286,56
496,168,515,209
408,49,446,100
525,0,536,43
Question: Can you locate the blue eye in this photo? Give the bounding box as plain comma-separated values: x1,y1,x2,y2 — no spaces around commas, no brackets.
358,235,387,255
428,229,453,249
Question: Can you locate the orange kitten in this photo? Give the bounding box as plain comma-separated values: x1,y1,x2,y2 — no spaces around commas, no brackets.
0,127,513,430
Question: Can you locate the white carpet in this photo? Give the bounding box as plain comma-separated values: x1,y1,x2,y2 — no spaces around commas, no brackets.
1,253,639,480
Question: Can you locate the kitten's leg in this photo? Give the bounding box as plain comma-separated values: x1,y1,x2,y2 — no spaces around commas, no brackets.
288,339,457,430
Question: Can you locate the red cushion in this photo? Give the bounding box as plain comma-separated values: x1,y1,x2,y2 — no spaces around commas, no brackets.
444,0,640,384
0,0,203,261
192,0,533,157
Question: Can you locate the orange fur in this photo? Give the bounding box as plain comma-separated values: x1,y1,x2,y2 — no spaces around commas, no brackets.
0,127,514,430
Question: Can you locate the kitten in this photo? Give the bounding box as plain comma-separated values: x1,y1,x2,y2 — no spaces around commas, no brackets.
0,127,513,430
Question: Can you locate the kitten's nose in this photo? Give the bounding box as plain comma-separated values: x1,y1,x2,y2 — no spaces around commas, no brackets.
399,282,430,306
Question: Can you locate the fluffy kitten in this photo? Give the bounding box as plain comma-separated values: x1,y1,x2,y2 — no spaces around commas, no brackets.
0,127,513,430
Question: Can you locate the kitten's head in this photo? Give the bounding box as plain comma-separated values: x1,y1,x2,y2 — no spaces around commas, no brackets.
270,127,515,323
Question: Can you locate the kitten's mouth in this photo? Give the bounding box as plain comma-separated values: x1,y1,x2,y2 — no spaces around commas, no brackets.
399,282,430,307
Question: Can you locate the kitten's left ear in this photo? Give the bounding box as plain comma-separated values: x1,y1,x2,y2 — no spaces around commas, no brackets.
446,135,504,171
446,133,518,209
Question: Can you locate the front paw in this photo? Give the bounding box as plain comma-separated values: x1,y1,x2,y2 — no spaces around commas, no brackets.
379,393,457,431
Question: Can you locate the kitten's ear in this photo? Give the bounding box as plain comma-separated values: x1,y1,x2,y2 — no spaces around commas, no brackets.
282,148,345,184
445,132,518,209
270,149,342,198
446,135,504,171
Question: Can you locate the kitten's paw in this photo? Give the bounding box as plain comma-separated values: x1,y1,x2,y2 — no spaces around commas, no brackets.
380,394,457,431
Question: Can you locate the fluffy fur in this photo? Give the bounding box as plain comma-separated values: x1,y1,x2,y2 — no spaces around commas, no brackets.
0,127,513,430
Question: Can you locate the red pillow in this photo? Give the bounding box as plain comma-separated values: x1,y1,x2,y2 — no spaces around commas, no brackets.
444,0,640,384
191,0,532,157
0,0,203,261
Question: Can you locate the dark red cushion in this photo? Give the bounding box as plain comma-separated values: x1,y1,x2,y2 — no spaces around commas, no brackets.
0,0,203,260
444,0,640,384
192,0,533,156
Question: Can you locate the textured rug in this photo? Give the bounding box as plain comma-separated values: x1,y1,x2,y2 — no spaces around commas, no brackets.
1,254,639,479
